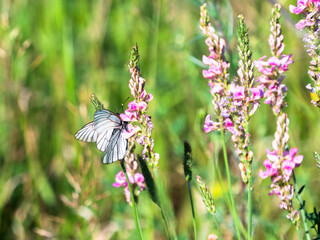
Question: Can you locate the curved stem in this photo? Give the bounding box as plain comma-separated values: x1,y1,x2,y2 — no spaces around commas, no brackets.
121,161,144,240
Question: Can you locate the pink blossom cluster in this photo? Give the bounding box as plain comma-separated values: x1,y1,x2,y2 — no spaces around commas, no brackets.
113,171,145,204
120,45,159,168
260,148,303,182
289,0,320,29
289,0,320,107
203,84,263,135
200,3,263,183
254,55,293,115
259,113,303,224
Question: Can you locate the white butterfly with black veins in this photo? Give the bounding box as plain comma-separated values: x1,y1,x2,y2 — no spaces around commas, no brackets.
75,109,128,164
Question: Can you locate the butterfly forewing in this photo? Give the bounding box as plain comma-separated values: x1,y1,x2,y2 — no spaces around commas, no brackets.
74,122,98,142
102,128,128,164
94,110,122,133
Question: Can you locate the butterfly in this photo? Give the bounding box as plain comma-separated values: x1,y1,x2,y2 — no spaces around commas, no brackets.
75,109,128,164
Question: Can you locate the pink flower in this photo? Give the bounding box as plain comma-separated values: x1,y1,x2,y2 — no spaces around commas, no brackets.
204,115,219,133
259,158,278,179
232,86,245,100
133,173,146,189
112,171,127,187
249,87,264,101
224,118,235,135
260,147,303,182
202,55,223,79
209,82,224,94
121,124,141,139
295,15,315,29
120,110,138,122
254,55,293,75
289,0,309,14
113,171,146,204
145,93,153,102
128,101,139,111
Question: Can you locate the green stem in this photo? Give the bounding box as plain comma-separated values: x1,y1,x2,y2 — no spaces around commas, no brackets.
247,177,253,240
153,169,178,240
246,121,253,240
219,121,241,240
293,171,311,240
212,214,222,240
120,161,144,240
188,181,197,240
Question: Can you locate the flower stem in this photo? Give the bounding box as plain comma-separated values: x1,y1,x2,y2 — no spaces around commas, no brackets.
219,121,242,240
247,176,253,240
153,169,178,240
293,171,311,240
212,214,222,240
246,121,253,240
187,180,197,240
120,161,144,240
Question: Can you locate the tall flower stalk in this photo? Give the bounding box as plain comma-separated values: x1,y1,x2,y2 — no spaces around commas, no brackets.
200,3,262,239
200,4,241,239
121,45,177,240
256,4,305,233
121,45,159,170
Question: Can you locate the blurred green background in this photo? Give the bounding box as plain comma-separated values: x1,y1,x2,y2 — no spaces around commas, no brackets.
0,0,319,239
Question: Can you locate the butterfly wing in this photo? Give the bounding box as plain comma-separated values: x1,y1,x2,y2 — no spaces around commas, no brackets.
74,122,98,142
93,109,123,152
94,109,122,133
96,130,113,152
102,128,128,164
75,109,128,163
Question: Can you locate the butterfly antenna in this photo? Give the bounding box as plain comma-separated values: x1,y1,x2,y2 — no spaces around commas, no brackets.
121,97,130,111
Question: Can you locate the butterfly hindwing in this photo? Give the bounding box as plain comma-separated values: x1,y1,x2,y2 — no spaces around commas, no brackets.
102,128,128,164
96,129,113,152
